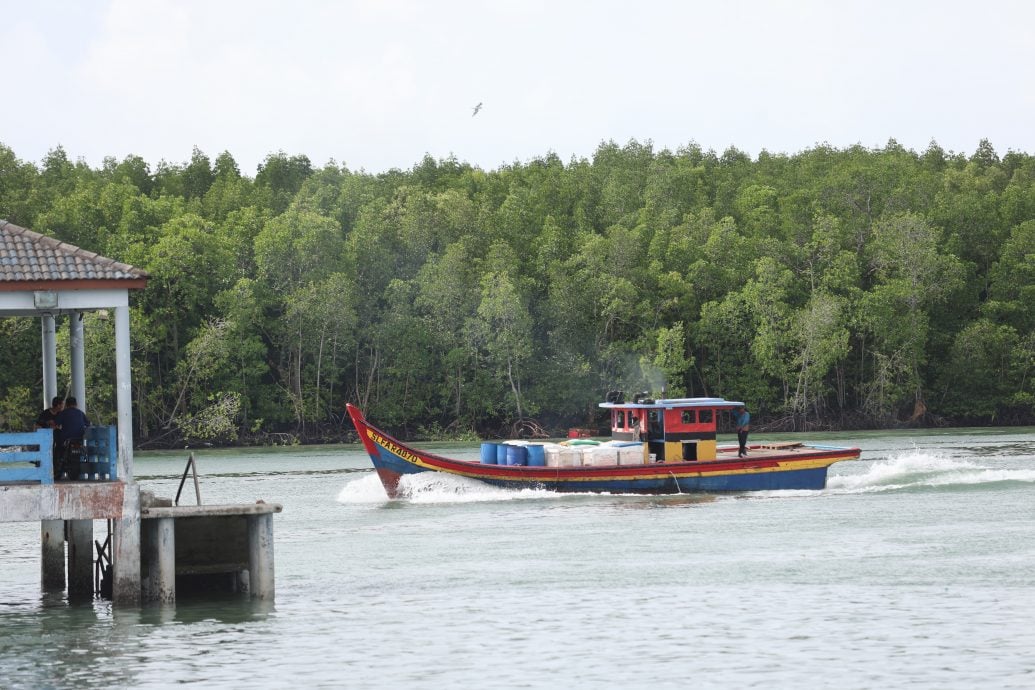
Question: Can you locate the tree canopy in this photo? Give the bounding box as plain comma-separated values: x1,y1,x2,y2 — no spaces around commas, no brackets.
2,137,1034,443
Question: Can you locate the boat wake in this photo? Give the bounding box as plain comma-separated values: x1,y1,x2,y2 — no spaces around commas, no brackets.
827,451,1035,493
336,472,563,504
337,449,1035,504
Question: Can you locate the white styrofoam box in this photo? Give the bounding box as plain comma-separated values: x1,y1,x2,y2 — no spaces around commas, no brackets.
586,446,619,466
545,445,579,467
617,445,645,465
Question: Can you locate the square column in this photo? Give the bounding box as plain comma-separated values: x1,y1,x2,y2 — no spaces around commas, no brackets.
142,517,176,605
247,513,275,600
40,521,65,592
113,482,141,606
67,519,94,598
41,314,57,405
69,311,86,408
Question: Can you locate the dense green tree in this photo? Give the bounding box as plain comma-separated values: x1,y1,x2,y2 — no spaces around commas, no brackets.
3,138,1035,442
255,152,313,214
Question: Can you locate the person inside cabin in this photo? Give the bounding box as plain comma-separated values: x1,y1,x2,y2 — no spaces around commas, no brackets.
34,396,64,431
630,415,646,442
734,405,750,457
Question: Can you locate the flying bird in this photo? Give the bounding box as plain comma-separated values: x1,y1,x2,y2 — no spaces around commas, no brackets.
472,102,483,117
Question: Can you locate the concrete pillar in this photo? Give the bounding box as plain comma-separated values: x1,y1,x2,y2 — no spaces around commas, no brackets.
67,519,94,598
40,520,65,592
41,314,57,406
114,305,133,481
69,312,86,410
142,518,176,605
41,315,64,593
247,513,275,601
113,482,141,606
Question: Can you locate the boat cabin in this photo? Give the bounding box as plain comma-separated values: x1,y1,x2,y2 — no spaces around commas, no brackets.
599,393,744,462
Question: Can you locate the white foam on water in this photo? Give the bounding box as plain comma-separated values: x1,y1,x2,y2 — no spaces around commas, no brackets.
335,470,562,504
827,450,1035,493
398,472,562,504
751,489,821,499
336,473,392,503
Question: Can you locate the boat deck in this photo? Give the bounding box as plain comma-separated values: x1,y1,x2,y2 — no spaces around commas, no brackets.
454,441,850,467
716,441,813,459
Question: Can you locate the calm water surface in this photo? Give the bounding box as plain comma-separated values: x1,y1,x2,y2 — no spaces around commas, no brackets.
2,429,1034,688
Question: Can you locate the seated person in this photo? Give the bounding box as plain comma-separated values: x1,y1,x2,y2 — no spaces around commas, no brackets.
54,397,90,479
55,396,90,443
35,396,64,431
33,396,64,469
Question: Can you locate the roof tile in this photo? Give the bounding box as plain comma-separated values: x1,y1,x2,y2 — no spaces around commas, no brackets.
0,220,148,283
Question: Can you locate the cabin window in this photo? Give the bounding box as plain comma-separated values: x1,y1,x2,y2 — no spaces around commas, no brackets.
699,409,713,424
681,410,696,424
648,410,662,435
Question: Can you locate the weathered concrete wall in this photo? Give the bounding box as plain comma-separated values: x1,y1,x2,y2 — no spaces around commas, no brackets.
0,482,126,522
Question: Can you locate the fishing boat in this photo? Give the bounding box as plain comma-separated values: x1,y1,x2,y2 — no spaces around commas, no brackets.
346,393,861,497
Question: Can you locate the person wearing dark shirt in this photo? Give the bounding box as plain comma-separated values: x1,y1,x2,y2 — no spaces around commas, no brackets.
35,396,64,430
55,397,90,444
734,405,751,458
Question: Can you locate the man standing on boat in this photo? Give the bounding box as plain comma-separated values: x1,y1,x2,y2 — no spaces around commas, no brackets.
735,405,750,457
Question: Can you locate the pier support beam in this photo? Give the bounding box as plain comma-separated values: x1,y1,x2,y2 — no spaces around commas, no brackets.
67,519,93,597
41,314,57,406
142,517,176,605
40,521,64,592
113,482,141,606
114,305,133,482
40,314,64,592
69,312,86,408
247,513,275,600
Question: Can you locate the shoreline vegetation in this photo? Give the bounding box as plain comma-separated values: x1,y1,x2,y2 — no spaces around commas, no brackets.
2,138,1034,448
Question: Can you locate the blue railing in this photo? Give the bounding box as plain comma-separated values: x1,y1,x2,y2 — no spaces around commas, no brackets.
0,429,54,484
0,426,118,484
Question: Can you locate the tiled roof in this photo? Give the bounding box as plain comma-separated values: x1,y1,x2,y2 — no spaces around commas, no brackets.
0,219,147,284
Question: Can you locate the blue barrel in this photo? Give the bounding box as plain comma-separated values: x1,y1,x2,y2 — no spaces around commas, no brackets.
496,444,509,464
527,444,546,466
505,445,528,466
480,442,498,464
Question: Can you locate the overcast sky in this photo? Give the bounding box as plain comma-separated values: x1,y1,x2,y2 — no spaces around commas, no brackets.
3,0,1034,175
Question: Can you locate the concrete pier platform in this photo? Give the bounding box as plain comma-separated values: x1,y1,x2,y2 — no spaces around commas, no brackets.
140,501,283,604
1,481,281,606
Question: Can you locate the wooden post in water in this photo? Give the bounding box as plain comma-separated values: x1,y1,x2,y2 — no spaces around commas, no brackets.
247,513,275,600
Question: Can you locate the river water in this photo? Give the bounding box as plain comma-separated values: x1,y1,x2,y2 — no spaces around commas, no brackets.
2,428,1034,688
